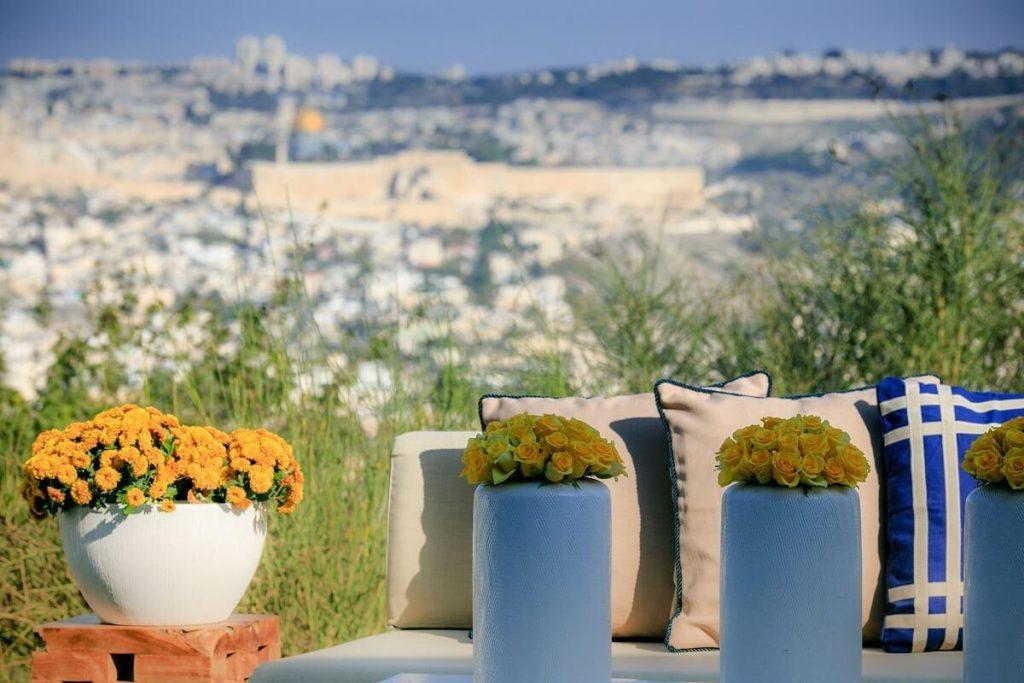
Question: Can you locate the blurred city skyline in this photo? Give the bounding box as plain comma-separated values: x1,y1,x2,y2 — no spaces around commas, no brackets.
2,0,1022,401
1,0,1022,74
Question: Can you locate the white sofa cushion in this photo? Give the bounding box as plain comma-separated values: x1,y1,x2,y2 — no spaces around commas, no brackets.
250,629,964,683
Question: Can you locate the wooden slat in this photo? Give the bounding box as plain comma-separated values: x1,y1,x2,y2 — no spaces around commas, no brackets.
133,654,214,682
206,623,252,658
217,651,259,679
251,616,280,644
33,614,279,682
211,618,274,658
37,624,197,655
31,650,117,682
258,642,282,663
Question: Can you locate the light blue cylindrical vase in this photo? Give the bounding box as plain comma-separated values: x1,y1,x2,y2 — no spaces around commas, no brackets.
473,480,611,683
964,486,1024,683
721,485,861,683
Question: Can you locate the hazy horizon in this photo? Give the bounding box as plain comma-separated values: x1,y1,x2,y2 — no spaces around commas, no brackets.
1,0,1022,74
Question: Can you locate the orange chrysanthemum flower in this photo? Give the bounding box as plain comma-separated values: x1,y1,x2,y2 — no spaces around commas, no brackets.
22,405,302,517
124,488,146,508
226,486,251,510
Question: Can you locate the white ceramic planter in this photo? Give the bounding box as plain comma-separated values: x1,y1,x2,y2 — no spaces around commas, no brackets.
964,486,1024,683
473,480,611,683
60,503,268,625
720,485,861,683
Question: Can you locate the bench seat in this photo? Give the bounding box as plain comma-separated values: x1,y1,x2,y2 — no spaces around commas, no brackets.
251,629,963,683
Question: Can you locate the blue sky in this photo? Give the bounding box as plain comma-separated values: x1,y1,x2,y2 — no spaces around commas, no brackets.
1,0,1021,74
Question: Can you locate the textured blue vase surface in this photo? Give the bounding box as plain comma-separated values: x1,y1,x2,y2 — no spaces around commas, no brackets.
473,480,611,683
964,486,1024,683
720,485,861,683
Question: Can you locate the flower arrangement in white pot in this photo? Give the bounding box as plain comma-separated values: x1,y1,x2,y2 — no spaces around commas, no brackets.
716,415,870,683
462,413,626,683
21,404,304,626
961,417,1024,683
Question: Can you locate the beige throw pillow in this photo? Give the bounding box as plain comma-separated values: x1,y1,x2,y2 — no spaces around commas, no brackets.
656,378,935,650
479,372,771,639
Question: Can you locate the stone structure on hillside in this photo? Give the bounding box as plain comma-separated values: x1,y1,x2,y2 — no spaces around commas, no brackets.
250,150,704,228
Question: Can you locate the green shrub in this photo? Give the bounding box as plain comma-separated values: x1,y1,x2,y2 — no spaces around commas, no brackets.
716,110,1024,393
567,234,716,393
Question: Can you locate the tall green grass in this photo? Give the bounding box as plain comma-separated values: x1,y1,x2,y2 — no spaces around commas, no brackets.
715,109,1023,393
1,108,1021,681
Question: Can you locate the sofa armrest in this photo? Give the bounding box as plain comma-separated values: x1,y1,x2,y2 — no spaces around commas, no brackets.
387,431,478,629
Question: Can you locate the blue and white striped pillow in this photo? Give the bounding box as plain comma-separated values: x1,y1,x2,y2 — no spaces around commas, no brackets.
877,376,1024,653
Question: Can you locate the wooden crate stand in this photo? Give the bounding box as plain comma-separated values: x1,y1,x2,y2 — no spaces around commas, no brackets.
32,614,280,683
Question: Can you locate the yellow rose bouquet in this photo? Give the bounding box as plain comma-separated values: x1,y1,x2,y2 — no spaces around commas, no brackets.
716,415,869,488
461,413,626,486
962,416,1024,489
21,404,304,518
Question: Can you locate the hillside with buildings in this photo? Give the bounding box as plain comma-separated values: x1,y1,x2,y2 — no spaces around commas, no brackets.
1,36,1022,397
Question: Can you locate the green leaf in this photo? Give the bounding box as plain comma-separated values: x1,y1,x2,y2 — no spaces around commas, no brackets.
491,467,514,485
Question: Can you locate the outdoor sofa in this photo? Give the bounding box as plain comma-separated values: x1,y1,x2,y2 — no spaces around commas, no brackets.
252,431,964,683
